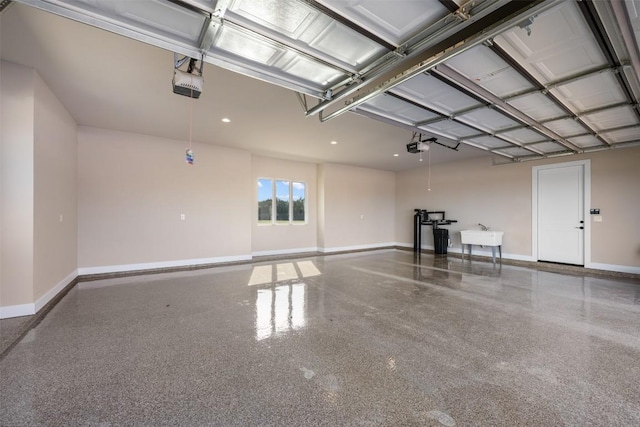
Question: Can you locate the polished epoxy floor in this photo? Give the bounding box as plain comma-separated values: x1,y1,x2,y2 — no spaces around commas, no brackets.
1,250,640,426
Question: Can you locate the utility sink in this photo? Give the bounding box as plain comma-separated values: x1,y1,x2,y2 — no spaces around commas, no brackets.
460,230,503,246
461,230,504,264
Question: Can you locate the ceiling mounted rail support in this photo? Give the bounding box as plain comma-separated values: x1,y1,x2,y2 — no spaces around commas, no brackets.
488,42,611,147
198,15,222,51
305,0,522,118
316,0,563,123
433,63,582,152
295,92,309,111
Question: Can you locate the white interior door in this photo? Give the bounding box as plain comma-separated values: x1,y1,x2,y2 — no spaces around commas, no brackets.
536,164,585,265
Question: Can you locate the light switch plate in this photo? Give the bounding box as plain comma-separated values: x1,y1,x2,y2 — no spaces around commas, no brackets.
593,215,602,222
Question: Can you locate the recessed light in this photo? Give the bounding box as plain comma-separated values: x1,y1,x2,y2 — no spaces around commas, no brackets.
221,118,231,123
330,140,338,145
393,153,399,157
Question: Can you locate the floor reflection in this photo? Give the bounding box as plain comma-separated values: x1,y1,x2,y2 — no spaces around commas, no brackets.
256,283,306,341
248,260,321,286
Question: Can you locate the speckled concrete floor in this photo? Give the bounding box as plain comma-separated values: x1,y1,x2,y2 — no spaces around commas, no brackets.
1,250,639,426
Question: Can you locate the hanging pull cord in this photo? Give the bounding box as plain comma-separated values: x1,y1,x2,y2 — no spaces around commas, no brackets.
185,75,195,165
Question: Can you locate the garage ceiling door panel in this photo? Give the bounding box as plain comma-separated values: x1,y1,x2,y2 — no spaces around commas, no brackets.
568,135,604,149
467,135,510,149
507,93,567,121
499,128,547,144
227,0,386,70
600,126,640,143
392,74,482,114
215,25,285,64
494,146,534,157
360,95,439,124
543,118,589,137
279,54,346,87
315,0,448,46
229,0,317,37
581,106,638,131
457,107,520,132
495,2,607,83
421,121,480,139
211,26,344,89
552,72,627,111
444,45,534,97
527,141,569,154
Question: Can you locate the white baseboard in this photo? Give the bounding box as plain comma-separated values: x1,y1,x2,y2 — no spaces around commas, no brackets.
0,303,35,319
77,255,253,276
252,247,318,257
587,262,640,275
319,242,397,254
1,269,78,319
34,269,78,313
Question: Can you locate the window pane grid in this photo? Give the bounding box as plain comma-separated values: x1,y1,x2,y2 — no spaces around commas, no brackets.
257,178,306,225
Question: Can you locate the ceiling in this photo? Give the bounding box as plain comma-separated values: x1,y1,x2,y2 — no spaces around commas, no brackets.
3,0,640,171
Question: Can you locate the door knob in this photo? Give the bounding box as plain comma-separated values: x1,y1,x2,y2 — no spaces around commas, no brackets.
575,226,584,229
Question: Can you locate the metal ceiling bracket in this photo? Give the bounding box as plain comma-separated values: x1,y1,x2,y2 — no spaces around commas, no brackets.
198,15,222,51
295,92,309,111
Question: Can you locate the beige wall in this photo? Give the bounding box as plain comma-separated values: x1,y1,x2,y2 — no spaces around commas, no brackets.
320,163,395,250
396,148,640,269
251,155,317,254
0,61,77,315
77,127,252,269
586,148,640,267
33,72,78,300
1,61,35,307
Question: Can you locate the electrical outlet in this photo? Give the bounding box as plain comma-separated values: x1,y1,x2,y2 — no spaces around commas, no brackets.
180,214,186,220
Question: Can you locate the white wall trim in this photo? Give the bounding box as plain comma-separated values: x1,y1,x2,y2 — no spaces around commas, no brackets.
34,269,78,313
587,263,640,275
0,303,36,319
0,270,78,319
77,255,252,276
319,242,397,253
532,159,591,265
252,247,318,257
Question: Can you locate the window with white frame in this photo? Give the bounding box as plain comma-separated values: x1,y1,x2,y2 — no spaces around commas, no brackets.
258,179,306,225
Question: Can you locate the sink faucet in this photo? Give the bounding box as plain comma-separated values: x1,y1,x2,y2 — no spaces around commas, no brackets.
478,223,489,231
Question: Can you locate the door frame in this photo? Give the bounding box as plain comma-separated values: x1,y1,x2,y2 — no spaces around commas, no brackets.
532,159,591,267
